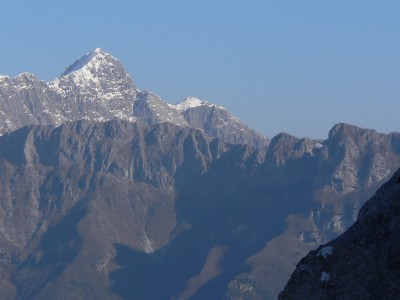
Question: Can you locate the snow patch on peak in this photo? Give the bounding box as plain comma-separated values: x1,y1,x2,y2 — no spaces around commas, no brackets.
175,97,206,111
174,96,224,111
61,51,97,77
140,231,155,254
14,73,38,83
60,48,108,77
17,72,36,78
314,142,324,149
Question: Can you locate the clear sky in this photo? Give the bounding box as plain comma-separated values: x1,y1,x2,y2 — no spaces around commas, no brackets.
1,1,399,139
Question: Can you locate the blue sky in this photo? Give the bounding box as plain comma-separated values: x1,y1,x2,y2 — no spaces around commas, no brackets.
1,1,399,138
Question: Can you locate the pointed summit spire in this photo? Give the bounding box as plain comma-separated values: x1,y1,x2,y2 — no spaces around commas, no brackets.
60,49,98,77
49,47,137,123
59,48,117,77
54,47,136,91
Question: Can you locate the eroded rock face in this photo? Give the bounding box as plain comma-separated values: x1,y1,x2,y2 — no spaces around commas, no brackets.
0,73,65,133
0,120,221,299
225,125,400,299
0,120,271,299
280,169,400,300
176,97,269,149
0,120,398,299
134,91,188,126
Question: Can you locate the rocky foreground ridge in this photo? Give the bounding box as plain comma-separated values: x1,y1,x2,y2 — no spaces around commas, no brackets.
280,168,400,299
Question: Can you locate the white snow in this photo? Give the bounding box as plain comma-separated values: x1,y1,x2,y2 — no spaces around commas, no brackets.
173,96,226,111
317,246,333,258
174,96,207,111
140,231,155,254
320,271,330,281
314,142,324,149
61,48,104,77
16,72,36,79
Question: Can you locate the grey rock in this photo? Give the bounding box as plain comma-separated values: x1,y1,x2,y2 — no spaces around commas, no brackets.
174,96,270,149
225,124,400,299
50,48,137,123
0,73,64,134
0,49,268,149
0,49,399,299
0,49,137,135
134,91,188,126
280,168,400,300
0,121,397,299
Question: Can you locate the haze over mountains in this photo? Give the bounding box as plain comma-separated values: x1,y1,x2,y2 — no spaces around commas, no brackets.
0,49,399,299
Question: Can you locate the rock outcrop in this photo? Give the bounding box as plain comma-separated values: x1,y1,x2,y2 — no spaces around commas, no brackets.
280,169,400,299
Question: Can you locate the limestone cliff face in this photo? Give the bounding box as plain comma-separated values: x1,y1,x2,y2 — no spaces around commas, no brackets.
133,91,188,126
177,97,269,149
280,169,400,300
321,123,396,194
0,120,398,299
225,124,400,300
0,120,223,299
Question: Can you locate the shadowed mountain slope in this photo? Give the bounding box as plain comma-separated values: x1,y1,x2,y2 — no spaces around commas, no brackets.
280,168,400,299
0,121,398,299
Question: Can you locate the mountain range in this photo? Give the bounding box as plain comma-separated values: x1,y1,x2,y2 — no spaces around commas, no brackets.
0,48,399,299
0,48,268,149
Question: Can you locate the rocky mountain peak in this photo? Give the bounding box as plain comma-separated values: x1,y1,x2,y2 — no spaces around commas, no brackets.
328,123,379,140
60,48,98,77
54,47,136,100
60,48,119,77
16,72,38,79
173,96,222,111
0,48,269,149
134,91,188,126
49,48,137,122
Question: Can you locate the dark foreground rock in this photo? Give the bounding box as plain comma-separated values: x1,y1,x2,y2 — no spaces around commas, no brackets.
280,169,400,300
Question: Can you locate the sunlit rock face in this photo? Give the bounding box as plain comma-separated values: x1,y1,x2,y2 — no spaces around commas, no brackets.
0,49,269,149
